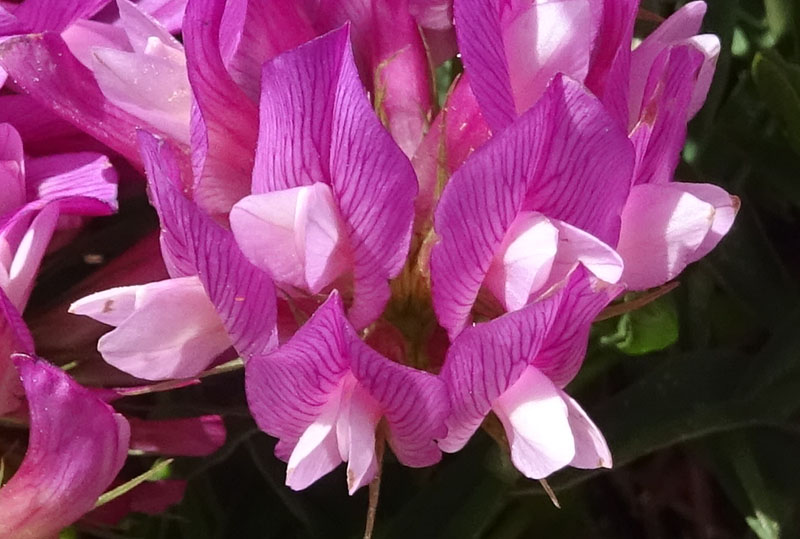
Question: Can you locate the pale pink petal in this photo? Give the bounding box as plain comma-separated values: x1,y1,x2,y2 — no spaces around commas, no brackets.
548,218,624,287
337,381,381,494
484,212,559,312
116,0,181,52
255,26,416,328
685,33,720,118
432,76,633,337
677,182,739,259
93,276,232,380
91,43,191,144
0,355,129,538
139,132,278,360
183,0,258,216
286,379,345,491
69,284,138,326
438,289,564,453
492,365,574,479
62,20,132,68
560,391,612,469
0,33,158,165
128,415,226,456
230,184,350,294
617,182,723,290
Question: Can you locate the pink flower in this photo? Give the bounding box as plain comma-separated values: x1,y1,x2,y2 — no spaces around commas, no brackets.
0,354,129,538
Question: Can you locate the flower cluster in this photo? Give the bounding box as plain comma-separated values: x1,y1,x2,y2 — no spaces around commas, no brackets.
0,0,737,533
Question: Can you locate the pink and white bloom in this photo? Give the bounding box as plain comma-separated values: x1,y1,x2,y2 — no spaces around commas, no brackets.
431,76,633,338
0,354,129,538
230,26,417,329
439,270,620,478
246,291,448,494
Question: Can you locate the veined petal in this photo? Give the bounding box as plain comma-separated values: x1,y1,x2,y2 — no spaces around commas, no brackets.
617,182,738,290
255,26,416,328
492,365,574,479
452,0,516,131
439,289,564,453
0,33,156,165
0,355,129,538
432,76,633,337
139,132,278,360
245,292,350,460
7,0,110,33
135,0,188,33
184,0,258,216
88,276,231,380
533,267,622,386
349,332,448,468
560,390,611,469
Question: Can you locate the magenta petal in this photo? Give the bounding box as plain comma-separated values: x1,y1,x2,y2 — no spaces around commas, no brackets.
349,332,448,468
129,415,226,456
632,45,704,186
438,289,564,453
219,0,315,103
584,0,637,127
452,0,516,132
26,152,118,214
628,1,708,124
136,0,188,33
533,268,622,387
245,293,350,460
139,132,278,361
432,76,633,337
8,0,110,33
183,0,258,216
255,26,417,328
0,355,129,538
0,33,154,165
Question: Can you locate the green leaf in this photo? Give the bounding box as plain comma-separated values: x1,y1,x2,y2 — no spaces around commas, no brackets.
600,294,679,356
